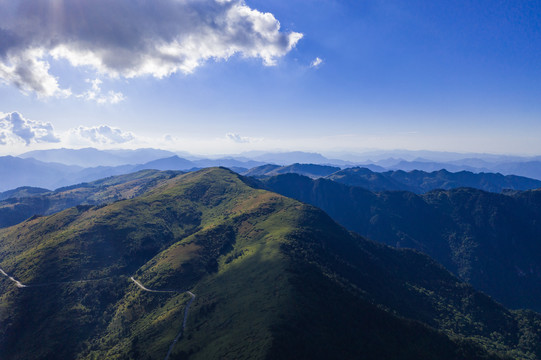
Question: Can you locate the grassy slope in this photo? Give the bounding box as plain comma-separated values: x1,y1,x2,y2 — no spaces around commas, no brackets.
0,169,182,229
0,168,540,359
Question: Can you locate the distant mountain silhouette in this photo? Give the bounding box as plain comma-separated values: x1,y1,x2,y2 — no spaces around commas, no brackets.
243,163,340,178
389,160,484,173
251,151,331,164
132,155,197,171
328,167,541,193
0,186,50,201
244,151,355,166
494,161,541,180
0,156,81,191
19,147,176,167
0,156,146,191
327,167,413,191
192,158,264,169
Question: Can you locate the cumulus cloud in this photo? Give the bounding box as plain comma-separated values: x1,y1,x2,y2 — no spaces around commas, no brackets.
0,49,72,98
310,57,323,68
225,132,261,144
68,125,135,145
0,0,303,97
0,111,60,145
163,134,180,143
78,79,125,104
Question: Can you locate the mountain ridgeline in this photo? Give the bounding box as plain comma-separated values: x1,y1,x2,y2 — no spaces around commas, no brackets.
0,170,183,229
262,173,541,312
0,153,260,192
242,163,340,178
1,168,541,359
246,164,541,193
329,167,541,193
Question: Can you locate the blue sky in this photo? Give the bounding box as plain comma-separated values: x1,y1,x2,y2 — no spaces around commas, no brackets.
0,0,540,155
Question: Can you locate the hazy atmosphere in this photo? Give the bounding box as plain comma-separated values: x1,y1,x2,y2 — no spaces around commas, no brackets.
1,0,540,155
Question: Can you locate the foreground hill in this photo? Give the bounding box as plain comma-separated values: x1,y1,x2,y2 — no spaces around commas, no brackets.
1,168,540,359
264,173,541,312
0,170,181,229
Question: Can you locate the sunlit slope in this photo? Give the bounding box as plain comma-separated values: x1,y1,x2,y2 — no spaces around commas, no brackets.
0,169,183,229
0,168,539,359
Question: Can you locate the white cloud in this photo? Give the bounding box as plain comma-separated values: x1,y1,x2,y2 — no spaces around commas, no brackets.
77,79,125,104
0,0,303,97
0,49,71,98
0,132,7,145
310,57,323,68
163,134,180,143
0,112,60,145
67,125,135,145
225,132,261,143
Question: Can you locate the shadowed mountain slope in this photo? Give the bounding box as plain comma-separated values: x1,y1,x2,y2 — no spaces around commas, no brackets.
1,168,540,359
263,173,541,312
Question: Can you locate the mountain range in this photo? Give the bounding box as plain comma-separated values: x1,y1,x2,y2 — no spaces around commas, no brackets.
242,163,341,178
19,148,179,167
247,164,541,193
2,168,541,359
262,173,541,312
4,147,541,192
327,167,541,193
0,155,260,192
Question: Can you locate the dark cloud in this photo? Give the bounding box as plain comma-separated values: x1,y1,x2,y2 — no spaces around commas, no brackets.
0,0,302,97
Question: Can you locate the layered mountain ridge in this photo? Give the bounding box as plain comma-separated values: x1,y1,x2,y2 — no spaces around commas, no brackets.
1,168,541,359
263,173,541,312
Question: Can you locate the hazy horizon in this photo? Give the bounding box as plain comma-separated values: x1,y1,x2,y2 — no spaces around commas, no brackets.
7,145,541,163
1,1,540,156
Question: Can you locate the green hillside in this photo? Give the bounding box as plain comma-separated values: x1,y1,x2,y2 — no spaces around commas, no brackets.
1,168,540,359
0,169,182,229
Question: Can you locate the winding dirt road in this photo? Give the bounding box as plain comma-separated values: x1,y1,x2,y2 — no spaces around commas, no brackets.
164,291,196,360
1,269,196,359
0,267,27,288
130,277,196,360
0,268,119,288
130,276,179,293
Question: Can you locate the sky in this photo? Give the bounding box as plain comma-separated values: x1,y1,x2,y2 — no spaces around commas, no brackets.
0,0,540,156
